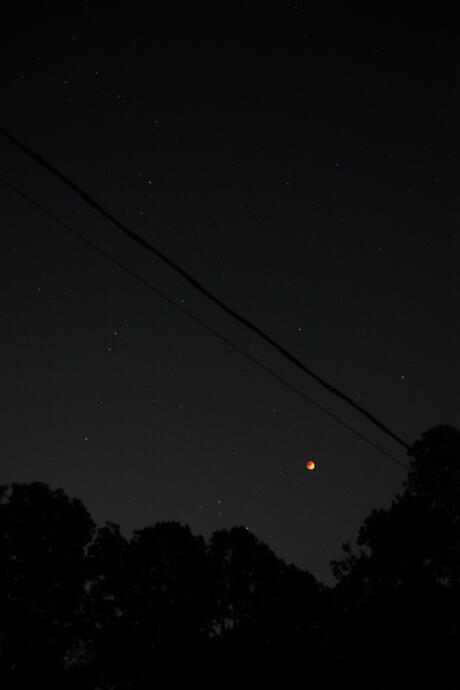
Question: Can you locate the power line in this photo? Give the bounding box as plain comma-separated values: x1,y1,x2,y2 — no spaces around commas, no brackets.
0,125,411,453
0,175,409,471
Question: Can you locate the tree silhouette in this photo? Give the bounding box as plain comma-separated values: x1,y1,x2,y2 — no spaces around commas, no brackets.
208,526,324,688
331,425,460,689
1,426,458,689
84,520,215,689
73,521,130,689
406,425,460,586
0,482,95,689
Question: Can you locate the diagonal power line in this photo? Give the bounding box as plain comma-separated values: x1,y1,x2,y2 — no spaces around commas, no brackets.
0,175,409,470
0,125,411,454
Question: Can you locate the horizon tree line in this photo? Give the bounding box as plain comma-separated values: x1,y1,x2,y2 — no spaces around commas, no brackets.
1,424,458,689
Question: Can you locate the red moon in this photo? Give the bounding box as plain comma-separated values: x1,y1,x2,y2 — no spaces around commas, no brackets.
306,460,316,471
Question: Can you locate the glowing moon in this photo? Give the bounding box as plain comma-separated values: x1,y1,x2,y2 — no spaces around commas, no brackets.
306,460,316,471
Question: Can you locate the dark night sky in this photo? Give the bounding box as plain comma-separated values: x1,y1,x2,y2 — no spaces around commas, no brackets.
1,2,458,583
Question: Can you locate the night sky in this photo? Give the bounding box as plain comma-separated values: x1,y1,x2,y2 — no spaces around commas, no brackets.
1,2,458,584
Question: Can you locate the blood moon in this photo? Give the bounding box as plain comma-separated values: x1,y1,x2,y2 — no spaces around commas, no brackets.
305,460,316,471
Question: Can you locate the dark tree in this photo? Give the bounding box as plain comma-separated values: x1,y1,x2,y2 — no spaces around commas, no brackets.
0,482,95,689
76,521,130,689
208,526,324,688
85,520,215,689
406,425,460,586
330,426,460,690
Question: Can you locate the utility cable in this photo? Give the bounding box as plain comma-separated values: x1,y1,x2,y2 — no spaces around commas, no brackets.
0,175,410,471
0,125,411,453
